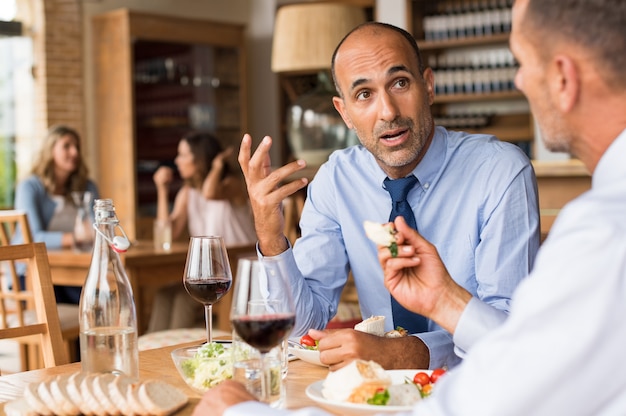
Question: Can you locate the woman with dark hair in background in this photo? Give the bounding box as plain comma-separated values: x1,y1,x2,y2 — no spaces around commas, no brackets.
148,132,256,332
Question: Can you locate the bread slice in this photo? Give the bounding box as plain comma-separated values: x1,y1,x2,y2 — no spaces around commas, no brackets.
90,373,121,415
49,374,81,415
4,397,38,416
80,373,107,415
23,381,53,415
37,379,78,416
108,373,137,414
126,382,150,416
137,380,188,416
66,372,92,416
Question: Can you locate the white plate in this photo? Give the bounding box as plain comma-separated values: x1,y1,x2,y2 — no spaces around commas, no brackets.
305,369,430,415
288,346,325,367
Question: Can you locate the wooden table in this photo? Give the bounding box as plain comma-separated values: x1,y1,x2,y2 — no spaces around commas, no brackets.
47,241,189,335
46,242,257,335
0,341,331,414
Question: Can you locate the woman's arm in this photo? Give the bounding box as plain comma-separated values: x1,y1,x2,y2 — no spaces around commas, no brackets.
168,186,189,240
201,148,235,200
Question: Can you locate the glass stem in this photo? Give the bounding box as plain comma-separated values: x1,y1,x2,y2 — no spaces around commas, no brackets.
205,303,213,343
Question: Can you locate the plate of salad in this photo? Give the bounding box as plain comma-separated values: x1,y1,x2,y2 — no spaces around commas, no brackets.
288,335,325,367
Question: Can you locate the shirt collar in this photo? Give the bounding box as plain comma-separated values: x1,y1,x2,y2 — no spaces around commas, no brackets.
370,126,447,190
592,128,626,189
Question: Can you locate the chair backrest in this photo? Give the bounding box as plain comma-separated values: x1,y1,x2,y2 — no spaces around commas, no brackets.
0,210,33,329
0,209,33,246
0,243,69,367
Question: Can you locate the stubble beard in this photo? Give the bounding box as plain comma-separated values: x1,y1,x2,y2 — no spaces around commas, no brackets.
369,112,433,169
536,109,572,155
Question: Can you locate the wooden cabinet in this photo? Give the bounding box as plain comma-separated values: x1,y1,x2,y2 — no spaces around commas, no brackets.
92,9,247,240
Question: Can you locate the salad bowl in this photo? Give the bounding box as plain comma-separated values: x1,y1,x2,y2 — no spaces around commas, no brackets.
171,343,234,393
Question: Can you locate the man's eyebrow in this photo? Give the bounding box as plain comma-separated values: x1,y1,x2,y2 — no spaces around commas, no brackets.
348,65,413,93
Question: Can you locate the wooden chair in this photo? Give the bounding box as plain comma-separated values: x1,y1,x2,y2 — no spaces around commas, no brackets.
0,242,69,368
0,210,79,370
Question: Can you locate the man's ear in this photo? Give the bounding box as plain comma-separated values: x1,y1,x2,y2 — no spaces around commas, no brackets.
422,67,435,105
333,96,354,129
553,55,579,113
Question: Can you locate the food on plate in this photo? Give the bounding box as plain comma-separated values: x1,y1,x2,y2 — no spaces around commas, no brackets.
321,359,391,403
354,315,386,337
386,383,423,405
300,334,318,350
429,367,447,384
363,220,398,257
320,363,448,408
384,327,409,338
179,342,234,390
5,372,188,416
354,316,409,338
411,368,447,398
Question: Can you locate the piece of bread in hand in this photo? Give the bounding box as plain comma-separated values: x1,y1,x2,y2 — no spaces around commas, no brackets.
354,315,386,337
321,359,390,403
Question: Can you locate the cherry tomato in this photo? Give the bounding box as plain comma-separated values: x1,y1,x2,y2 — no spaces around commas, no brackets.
430,368,447,383
413,371,431,387
421,383,433,396
300,334,317,348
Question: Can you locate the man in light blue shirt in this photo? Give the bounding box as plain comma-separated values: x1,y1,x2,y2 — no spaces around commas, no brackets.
238,21,539,371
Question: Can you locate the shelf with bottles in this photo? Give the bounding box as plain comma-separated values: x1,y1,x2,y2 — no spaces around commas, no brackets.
411,0,532,157
412,0,513,45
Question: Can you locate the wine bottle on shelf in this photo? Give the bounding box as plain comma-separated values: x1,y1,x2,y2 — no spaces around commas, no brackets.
79,199,138,380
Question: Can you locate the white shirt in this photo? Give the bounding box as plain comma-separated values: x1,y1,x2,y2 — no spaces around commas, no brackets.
227,130,626,415
186,188,256,246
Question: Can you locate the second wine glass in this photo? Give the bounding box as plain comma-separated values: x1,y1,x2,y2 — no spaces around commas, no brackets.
183,236,232,344
230,257,295,404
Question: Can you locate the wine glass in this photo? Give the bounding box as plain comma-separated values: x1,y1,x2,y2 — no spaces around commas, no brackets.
183,236,232,344
230,257,295,404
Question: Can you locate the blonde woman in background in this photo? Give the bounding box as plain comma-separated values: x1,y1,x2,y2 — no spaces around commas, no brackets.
14,125,99,303
148,132,256,332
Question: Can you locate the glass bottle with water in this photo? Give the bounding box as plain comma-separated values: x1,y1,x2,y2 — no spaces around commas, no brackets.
79,199,138,380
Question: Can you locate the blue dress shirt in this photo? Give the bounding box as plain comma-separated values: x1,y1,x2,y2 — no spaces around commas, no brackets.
262,126,540,369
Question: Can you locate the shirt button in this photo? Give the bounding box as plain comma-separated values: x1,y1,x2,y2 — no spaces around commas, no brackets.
423,183,430,189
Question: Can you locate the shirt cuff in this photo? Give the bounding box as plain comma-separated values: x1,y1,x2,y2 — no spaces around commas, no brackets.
416,330,462,369
453,297,508,356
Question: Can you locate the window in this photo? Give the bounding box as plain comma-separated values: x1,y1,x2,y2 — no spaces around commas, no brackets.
0,0,34,208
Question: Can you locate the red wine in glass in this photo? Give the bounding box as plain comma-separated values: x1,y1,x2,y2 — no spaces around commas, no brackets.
184,279,232,304
231,313,295,353
230,258,295,405
183,236,232,344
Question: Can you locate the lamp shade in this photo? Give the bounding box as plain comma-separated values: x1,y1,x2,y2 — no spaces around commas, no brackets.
271,3,367,73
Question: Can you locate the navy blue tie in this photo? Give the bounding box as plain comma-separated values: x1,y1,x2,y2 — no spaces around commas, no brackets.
384,176,429,334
